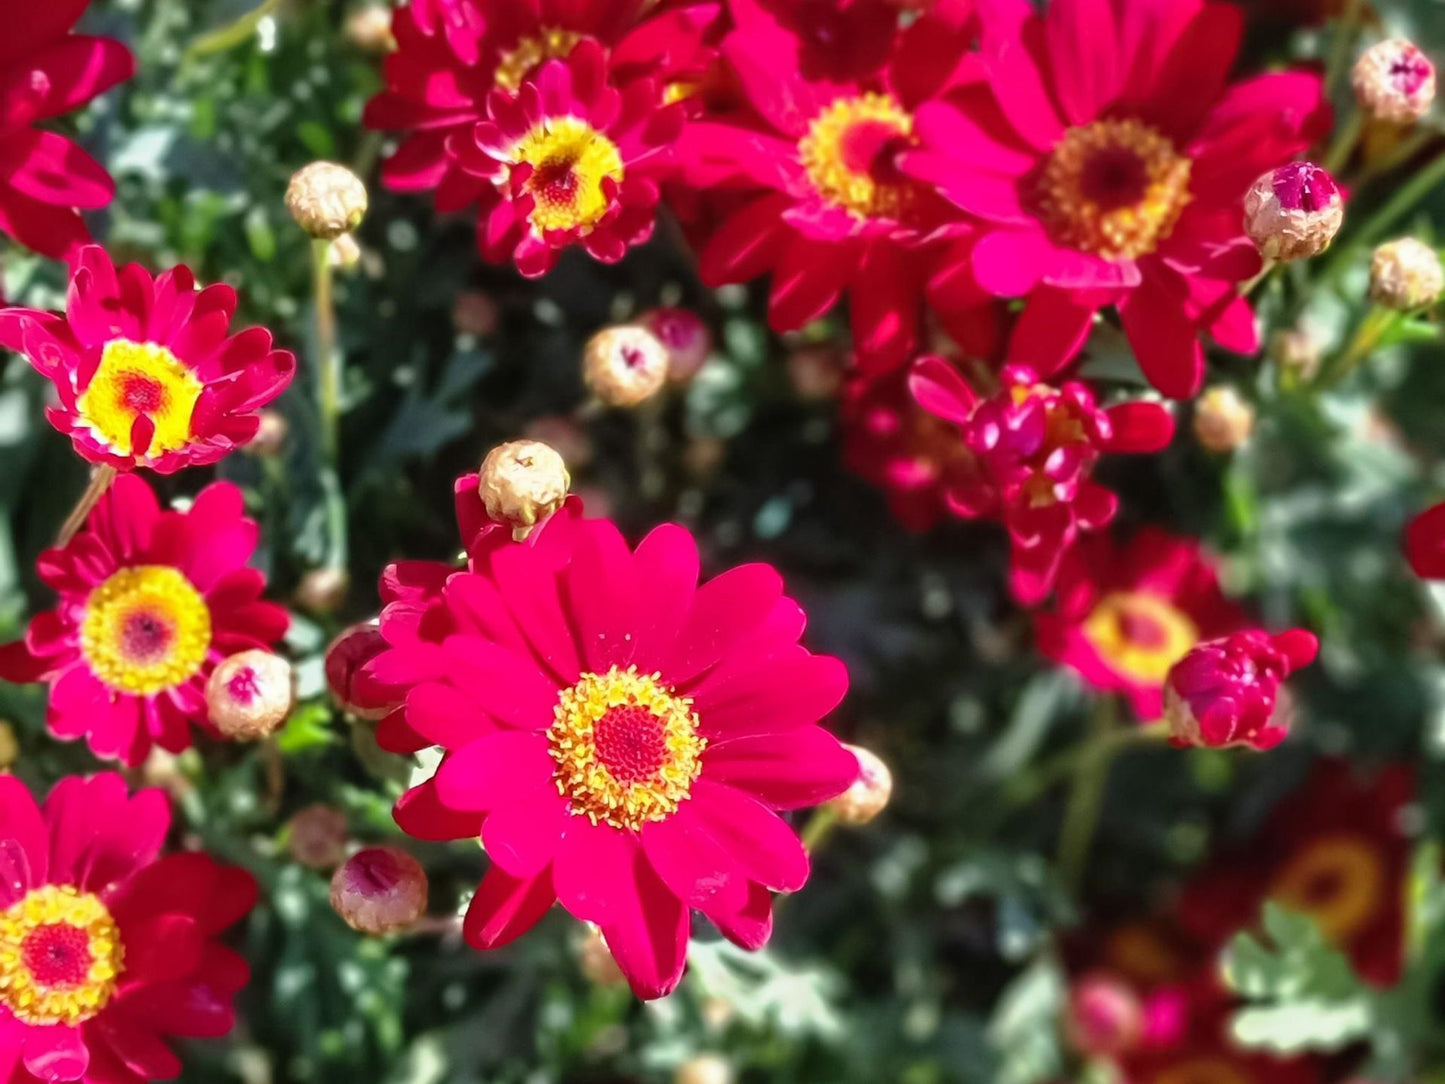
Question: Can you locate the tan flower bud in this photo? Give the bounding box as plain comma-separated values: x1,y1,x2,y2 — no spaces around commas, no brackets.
452,290,499,338
329,232,363,271
206,650,295,741
325,622,393,721
296,567,350,615
786,345,845,401
583,325,670,407
1369,237,1444,310
642,307,712,384
1193,386,1255,453
286,162,368,240
244,410,289,458
1243,163,1343,262
0,721,17,771
1270,328,1322,381
1353,39,1436,124
330,846,428,934
478,440,571,541
826,744,892,826
344,4,396,54
674,1055,733,1084
289,804,351,870
575,925,626,987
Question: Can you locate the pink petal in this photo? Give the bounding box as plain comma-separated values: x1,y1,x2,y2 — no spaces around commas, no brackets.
909,354,978,424
705,727,859,809
433,732,557,812
481,793,569,879
666,564,784,684
463,866,557,950
596,852,690,1000
707,880,774,951
628,524,700,674
692,652,850,739
393,778,481,842
641,802,750,915
438,636,559,729
563,519,638,673
688,779,809,892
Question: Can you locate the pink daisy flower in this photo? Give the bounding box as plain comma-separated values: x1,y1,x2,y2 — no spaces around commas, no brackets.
0,475,289,766
1035,528,1243,719
0,772,255,1083
375,517,858,998
0,4,134,259
0,246,295,474
899,0,1330,396
909,354,1175,605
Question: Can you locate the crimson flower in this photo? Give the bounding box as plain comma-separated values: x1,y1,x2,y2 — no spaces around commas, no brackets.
0,773,255,1083
0,246,295,474
0,5,134,259
1162,628,1318,751
899,0,1330,396
0,475,289,766
1404,500,1445,580
908,355,1175,605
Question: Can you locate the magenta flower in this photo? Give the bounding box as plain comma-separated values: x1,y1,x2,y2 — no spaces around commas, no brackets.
1163,629,1319,750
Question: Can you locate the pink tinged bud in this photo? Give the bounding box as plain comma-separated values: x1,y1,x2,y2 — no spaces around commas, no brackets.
324,623,392,721
288,804,350,870
583,324,670,407
1163,628,1319,750
1065,973,1143,1058
206,650,294,740
642,307,712,384
1353,39,1436,124
330,846,428,934
1243,163,1344,261
826,744,892,825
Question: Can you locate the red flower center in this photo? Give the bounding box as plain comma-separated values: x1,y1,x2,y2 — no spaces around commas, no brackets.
593,704,670,783
121,373,166,413
22,924,94,988
121,608,177,662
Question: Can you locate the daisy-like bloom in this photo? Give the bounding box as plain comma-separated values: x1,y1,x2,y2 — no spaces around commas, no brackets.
449,41,685,276
0,5,134,259
363,0,719,209
0,246,295,473
0,772,256,1082
0,475,289,766
1162,628,1318,751
377,517,858,998
899,0,1330,397
1035,529,1243,719
683,0,993,374
908,355,1175,605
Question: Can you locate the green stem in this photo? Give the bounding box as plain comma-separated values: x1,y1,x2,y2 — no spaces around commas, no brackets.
1322,150,1445,285
1353,127,1440,189
1323,110,1365,175
1316,304,1401,387
311,239,347,571
1056,699,1121,893
184,0,284,61
800,806,839,853
1321,0,1364,105
1004,720,1168,812
1240,259,1277,299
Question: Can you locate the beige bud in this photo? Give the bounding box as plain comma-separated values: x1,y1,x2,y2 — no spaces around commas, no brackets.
478,440,571,541
826,744,892,826
1193,386,1255,453
330,846,428,934
244,409,289,458
329,232,363,271
1243,163,1344,262
296,567,351,615
583,325,670,407
206,650,295,741
1270,328,1322,381
288,804,350,870
575,925,627,987
1369,237,1444,310
344,4,396,54
286,162,368,240
0,721,17,771
1353,39,1436,124
786,345,845,401
674,1055,734,1084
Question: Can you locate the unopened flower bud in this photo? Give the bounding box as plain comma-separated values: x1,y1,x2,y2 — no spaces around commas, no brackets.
452,290,499,338
297,567,350,615
787,345,845,401
642,307,712,384
1193,386,1255,453
826,744,891,825
583,325,670,407
1270,328,1322,381
329,232,363,271
1065,973,1143,1058
1353,39,1436,124
575,925,626,986
1243,163,1344,262
206,650,295,741
1164,629,1319,751
674,1055,733,1084
286,162,368,240
325,623,393,720
330,846,428,934
244,410,288,458
1369,237,1444,310
478,440,571,541
289,804,351,870
0,721,17,770
344,4,396,54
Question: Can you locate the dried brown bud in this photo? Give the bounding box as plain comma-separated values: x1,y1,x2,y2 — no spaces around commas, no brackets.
1369,237,1444,310
826,744,891,826
244,410,289,458
0,721,17,771
330,846,428,934
1353,39,1436,124
452,290,500,338
1193,386,1255,453
325,622,393,721
642,307,712,384
1243,163,1344,262
206,650,295,741
296,567,351,615
286,162,368,240
674,1055,734,1084
583,325,670,407
478,440,571,541
575,925,627,987
1270,328,1322,381
344,4,396,54
288,804,351,870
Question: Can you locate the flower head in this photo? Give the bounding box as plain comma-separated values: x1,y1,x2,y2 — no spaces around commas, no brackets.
1242,162,1343,262
285,161,369,239
330,847,429,934
378,516,857,998
205,649,295,741
0,246,295,473
1193,385,1255,452
1353,39,1435,124
909,355,1175,605
477,439,572,541
1369,237,1444,310
0,773,255,1080
0,475,288,765
583,323,671,406
1163,628,1318,750
825,744,892,826
643,307,712,384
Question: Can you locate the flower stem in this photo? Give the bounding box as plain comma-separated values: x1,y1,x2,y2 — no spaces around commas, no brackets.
800,805,839,853
184,0,284,61
1323,110,1365,175
1323,149,1445,285
1056,698,1121,894
1321,0,1363,104
310,238,348,572
56,465,117,547
1316,304,1401,387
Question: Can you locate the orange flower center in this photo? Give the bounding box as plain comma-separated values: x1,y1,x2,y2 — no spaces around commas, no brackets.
1082,591,1200,685
1034,118,1192,261
75,340,203,459
493,28,584,92
81,565,212,695
799,94,918,222
1269,833,1386,944
511,117,625,235
1154,1060,1252,1084
0,886,124,1027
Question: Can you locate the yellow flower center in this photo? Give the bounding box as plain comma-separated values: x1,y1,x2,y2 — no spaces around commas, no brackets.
1034,118,1192,261
0,886,124,1027
511,117,625,235
493,28,584,92
799,93,917,222
1269,833,1387,944
548,665,706,831
81,565,212,696
1082,591,1200,685
1105,922,1184,985
1154,1060,1251,1084
75,340,203,459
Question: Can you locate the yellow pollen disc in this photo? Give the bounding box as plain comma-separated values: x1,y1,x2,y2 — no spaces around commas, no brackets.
1154,1060,1251,1084
81,565,213,696
1034,118,1192,261
1269,833,1387,944
75,340,203,459
799,93,917,222
1082,591,1199,685
511,117,625,235
549,665,706,831
0,885,124,1027
493,28,585,92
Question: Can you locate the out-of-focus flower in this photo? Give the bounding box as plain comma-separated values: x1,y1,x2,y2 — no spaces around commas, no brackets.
584,324,671,406
899,0,1329,397
244,410,290,459
675,1055,734,1084
0,476,288,766
643,307,712,384
1065,972,1143,1058
909,355,1176,605
825,744,888,826
1036,529,1243,720
381,517,857,998
326,623,392,720
289,804,351,870
1353,39,1436,125
1163,629,1319,751
477,440,572,542
331,846,429,934
0,7,134,259
452,289,500,337
1369,237,1444,310
786,344,847,401
286,161,369,239
0,246,295,473
575,924,627,986
345,4,397,54
1193,386,1255,453
296,567,351,615
1242,163,1344,262
205,649,295,741
1270,327,1322,381
0,773,255,1078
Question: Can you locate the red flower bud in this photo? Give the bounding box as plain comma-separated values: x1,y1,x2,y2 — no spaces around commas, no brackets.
1163,629,1318,750
330,846,428,934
